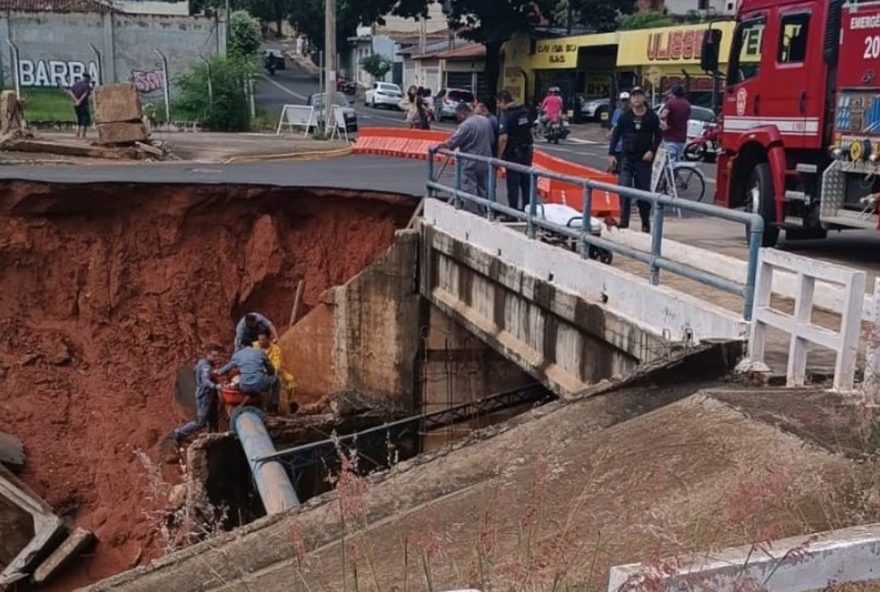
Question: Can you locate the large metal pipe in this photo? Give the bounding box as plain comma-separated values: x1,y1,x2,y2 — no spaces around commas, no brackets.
231,407,299,515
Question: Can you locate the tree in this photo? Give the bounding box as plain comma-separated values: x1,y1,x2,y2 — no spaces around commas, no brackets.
440,0,557,105
360,54,392,80
572,0,635,32
229,10,262,58
619,10,675,30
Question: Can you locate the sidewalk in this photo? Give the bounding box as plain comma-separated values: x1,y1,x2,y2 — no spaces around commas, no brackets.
0,131,350,165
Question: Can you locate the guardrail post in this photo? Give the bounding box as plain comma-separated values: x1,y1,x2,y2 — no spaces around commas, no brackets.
427,148,436,196
743,215,764,321
580,184,593,259
650,203,664,286
527,171,538,239
453,157,462,209
487,161,496,221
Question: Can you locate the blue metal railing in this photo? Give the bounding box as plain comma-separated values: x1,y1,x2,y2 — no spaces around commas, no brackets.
426,147,764,321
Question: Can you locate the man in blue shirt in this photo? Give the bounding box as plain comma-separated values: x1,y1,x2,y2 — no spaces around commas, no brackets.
608,92,630,172
169,345,223,445
234,312,278,352
217,339,281,412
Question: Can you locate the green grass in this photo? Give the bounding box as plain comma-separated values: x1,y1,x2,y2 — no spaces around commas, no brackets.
20,88,76,123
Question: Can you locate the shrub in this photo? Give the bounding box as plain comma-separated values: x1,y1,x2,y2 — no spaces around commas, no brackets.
619,11,675,30
173,54,257,131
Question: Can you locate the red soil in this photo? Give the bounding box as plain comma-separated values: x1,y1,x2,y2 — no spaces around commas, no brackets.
0,182,413,590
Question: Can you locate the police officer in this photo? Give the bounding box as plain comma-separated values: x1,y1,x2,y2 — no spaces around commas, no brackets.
497,90,535,211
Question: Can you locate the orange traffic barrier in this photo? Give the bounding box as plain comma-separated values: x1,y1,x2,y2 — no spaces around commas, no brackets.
353,127,620,219
532,151,620,218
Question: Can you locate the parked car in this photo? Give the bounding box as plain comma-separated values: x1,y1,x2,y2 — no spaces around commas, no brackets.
654,103,716,139
307,92,358,133
576,95,611,123
262,49,286,71
434,88,475,121
365,82,404,109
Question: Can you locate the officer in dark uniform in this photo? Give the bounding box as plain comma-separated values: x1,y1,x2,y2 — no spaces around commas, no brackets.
496,90,535,211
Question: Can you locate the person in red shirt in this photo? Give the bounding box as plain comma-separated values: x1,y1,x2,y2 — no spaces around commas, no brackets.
660,84,691,162
541,87,564,124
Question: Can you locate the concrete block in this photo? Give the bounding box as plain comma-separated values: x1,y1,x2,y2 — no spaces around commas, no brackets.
94,83,142,124
97,121,149,145
33,528,95,584
0,430,24,467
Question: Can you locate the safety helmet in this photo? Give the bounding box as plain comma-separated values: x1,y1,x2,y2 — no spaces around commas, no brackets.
549,86,561,95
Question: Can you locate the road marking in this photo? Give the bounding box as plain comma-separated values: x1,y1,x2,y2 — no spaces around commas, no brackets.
569,138,598,145
260,74,308,101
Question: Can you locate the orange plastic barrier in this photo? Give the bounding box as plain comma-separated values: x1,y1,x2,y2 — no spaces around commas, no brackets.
353,127,620,219
532,151,620,218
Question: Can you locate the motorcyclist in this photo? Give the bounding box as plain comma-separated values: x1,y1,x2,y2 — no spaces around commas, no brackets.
540,87,564,125
264,53,277,75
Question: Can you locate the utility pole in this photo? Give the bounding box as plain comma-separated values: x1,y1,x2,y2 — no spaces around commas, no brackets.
567,0,575,35
325,0,337,135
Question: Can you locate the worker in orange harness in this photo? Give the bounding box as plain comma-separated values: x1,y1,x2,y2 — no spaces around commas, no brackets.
254,330,297,414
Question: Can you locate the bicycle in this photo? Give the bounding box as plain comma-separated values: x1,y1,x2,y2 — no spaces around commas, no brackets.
654,155,707,203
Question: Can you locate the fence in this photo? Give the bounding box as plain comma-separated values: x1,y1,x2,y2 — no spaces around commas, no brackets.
426,147,765,321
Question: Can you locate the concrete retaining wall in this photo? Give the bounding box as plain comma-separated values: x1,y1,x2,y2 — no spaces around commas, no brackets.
0,11,225,96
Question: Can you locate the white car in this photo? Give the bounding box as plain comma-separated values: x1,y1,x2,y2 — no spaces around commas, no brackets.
366,82,404,109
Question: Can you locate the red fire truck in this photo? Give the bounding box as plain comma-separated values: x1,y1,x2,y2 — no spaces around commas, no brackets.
704,0,880,246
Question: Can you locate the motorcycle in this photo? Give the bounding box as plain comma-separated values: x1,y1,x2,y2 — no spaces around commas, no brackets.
264,59,277,77
336,76,357,96
684,122,720,162
534,111,571,144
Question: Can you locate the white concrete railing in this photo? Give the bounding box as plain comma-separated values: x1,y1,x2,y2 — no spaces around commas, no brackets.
749,249,865,391
607,523,880,591
866,278,880,396
603,227,874,322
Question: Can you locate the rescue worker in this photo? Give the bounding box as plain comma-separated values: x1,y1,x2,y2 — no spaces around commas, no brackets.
233,312,278,352
254,330,297,414
496,89,534,211
217,342,281,413
168,345,223,445
608,86,662,232
437,102,495,205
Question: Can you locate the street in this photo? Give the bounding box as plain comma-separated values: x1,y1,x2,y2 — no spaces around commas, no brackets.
245,59,880,281
254,58,718,192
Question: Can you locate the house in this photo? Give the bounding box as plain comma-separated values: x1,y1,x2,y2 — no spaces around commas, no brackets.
342,2,447,88
410,42,486,96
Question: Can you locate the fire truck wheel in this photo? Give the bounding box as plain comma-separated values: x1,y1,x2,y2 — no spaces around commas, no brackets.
745,163,779,248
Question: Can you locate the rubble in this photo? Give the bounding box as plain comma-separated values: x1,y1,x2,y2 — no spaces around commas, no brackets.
96,121,149,145
0,431,23,468
32,528,95,585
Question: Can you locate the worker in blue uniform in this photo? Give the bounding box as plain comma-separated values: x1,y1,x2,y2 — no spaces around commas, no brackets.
169,345,223,445
234,312,278,352
217,340,281,413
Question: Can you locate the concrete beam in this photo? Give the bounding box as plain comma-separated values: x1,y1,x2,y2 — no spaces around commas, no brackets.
33,528,94,584
422,200,748,345
0,464,65,587
608,523,880,591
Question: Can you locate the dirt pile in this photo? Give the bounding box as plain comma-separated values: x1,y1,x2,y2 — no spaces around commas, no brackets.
0,181,413,590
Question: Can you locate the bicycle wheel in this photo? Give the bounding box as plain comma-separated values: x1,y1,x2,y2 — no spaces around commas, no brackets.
673,165,706,202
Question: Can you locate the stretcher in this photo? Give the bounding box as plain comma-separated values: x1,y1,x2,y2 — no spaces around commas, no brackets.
535,203,613,264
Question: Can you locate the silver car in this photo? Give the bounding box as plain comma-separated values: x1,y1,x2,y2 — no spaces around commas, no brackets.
434,88,475,121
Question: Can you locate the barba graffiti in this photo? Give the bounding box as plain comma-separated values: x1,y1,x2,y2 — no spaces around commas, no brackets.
18,60,99,87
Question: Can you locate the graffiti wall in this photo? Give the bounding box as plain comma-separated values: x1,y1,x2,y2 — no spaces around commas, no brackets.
0,12,225,94
131,69,164,94
18,60,99,88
